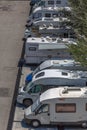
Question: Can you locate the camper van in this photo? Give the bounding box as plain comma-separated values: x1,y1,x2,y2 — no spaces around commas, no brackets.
25,59,86,84
33,0,68,9
17,69,87,106
39,25,76,38
24,37,76,64
27,6,71,27
24,87,87,128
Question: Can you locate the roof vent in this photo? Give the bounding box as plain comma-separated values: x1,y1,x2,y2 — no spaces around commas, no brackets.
53,61,59,64
43,24,46,28
49,23,53,27
41,37,45,42
46,36,52,42
32,37,35,40
57,38,62,43
84,91,87,94
62,87,68,94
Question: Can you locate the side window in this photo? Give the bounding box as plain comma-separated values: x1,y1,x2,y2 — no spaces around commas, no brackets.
39,1,45,6
28,85,42,93
35,85,42,93
63,33,68,38
56,103,76,113
35,72,45,78
56,0,61,4
28,87,36,93
45,13,51,18
48,0,54,5
38,13,42,18
37,104,49,114
62,72,68,76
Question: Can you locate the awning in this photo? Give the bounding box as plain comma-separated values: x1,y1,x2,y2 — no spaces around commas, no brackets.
39,43,67,50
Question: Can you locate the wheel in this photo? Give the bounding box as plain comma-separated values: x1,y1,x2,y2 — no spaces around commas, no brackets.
82,122,87,128
23,99,33,107
31,120,40,128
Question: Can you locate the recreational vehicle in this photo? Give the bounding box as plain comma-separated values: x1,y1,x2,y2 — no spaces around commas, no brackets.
39,25,75,38
24,87,87,128
33,0,68,10
17,69,87,106
25,59,86,84
24,37,76,64
27,6,71,27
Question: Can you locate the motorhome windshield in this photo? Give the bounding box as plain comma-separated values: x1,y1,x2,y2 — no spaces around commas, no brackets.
31,99,40,112
23,82,34,91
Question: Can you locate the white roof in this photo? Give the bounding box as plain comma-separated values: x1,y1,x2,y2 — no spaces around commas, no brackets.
34,17,70,23
39,25,72,30
39,59,76,70
33,69,87,81
26,37,76,45
33,6,71,13
40,87,87,102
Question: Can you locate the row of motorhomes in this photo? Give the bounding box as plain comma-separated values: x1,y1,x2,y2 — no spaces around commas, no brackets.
23,0,76,64
17,0,87,128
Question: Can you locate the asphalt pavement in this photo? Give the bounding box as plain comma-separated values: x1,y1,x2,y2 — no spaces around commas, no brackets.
0,1,29,130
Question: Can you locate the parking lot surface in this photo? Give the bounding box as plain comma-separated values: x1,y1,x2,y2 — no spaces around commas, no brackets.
0,1,29,130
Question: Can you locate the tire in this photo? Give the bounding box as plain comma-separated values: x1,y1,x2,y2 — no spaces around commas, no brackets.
82,122,87,128
31,120,40,128
23,99,33,107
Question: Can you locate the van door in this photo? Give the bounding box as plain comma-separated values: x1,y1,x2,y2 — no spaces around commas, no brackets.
35,104,50,125
28,85,42,101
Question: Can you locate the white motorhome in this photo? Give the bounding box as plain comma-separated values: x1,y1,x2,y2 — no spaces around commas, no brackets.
24,87,87,128
32,69,87,86
17,69,87,106
27,6,71,27
33,0,68,9
25,59,86,84
24,37,76,64
39,25,75,38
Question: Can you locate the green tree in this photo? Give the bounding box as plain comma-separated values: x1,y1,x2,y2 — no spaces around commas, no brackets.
67,0,87,67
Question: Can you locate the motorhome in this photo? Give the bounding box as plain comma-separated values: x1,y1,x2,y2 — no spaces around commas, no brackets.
24,37,76,64
17,69,87,106
25,59,86,84
27,6,71,27
39,25,75,38
24,87,87,128
33,0,68,10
